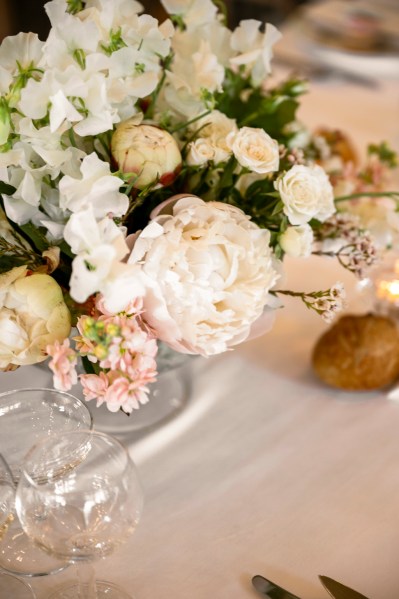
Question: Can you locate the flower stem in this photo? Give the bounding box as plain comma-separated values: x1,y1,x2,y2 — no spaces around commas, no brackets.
76,561,98,599
334,191,399,203
170,110,211,134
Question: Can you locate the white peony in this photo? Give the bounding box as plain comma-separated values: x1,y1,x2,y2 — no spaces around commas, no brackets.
275,164,336,225
0,266,71,369
227,126,279,174
279,224,314,258
128,195,280,356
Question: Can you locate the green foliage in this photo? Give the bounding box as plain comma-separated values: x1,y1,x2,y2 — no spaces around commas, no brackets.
216,69,306,142
368,141,398,168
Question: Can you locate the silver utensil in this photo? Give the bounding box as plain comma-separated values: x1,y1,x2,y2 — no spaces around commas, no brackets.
319,575,371,599
252,575,301,598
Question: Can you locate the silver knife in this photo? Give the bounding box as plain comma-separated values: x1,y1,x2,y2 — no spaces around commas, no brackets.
252,575,301,599
319,575,371,599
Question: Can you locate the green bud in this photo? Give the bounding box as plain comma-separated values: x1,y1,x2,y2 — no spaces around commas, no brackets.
0,98,11,146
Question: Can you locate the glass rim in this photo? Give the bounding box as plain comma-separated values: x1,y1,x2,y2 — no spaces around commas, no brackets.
18,429,134,489
0,386,94,428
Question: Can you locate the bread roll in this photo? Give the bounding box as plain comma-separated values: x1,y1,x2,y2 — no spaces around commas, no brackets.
312,313,399,390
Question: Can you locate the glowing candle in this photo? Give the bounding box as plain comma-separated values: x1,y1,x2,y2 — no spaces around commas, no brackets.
376,279,399,306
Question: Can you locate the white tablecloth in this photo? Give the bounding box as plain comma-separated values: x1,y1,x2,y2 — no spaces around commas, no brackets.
2,73,399,599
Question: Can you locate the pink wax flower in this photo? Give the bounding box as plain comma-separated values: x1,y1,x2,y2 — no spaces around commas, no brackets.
46,339,78,392
80,372,109,406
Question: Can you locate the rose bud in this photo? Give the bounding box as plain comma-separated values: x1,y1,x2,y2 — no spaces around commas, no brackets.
111,120,182,190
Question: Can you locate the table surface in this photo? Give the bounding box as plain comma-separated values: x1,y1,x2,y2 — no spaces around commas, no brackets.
2,32,399,599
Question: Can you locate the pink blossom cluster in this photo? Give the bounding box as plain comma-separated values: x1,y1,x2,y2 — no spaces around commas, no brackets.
46,295,158,414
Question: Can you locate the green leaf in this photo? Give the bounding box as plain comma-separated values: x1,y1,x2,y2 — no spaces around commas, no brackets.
81,355,100,375
0,182,16,196
19,222,50,252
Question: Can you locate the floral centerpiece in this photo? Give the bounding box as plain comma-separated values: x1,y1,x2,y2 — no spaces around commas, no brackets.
0,0,397,415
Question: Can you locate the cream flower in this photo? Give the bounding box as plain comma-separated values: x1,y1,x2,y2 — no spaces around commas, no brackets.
0,266,71,369
59,152,128,218
279,224,314,258
341,197,399,249
275,164,336,225
230,20,281,85
128,196,280,356
227,126,279,174
161,0,218,29
111,121,182,189
187,110,237,165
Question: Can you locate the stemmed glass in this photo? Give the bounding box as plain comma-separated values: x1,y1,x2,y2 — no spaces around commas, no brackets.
0,388,93,577
0,572,37,598
15,430,144,599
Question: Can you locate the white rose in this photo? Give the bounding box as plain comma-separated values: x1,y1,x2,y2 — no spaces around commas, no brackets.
186,138,229,166
186,138,214,166
0,266,71,369
128,196,280,356
227,126,279,174
275,164,335,226
279,224,314,258
186,111,238,166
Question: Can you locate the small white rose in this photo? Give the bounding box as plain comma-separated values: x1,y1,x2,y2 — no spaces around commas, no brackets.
279,224,314,258
275,164,335,226
111,121,182,189
186,138,216,166
227,126,279,174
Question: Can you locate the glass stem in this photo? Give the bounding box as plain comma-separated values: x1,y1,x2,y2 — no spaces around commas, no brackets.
76,561,97,599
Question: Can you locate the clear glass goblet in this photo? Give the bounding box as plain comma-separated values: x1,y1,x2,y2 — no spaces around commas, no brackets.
0,387,93,577
15,430,144,599
0,572,37,598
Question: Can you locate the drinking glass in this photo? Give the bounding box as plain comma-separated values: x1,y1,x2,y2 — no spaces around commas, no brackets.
0,572,37,598
0,388,93,577
15,430,144,599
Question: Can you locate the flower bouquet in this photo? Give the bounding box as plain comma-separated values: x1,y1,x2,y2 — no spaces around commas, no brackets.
0,0,397,415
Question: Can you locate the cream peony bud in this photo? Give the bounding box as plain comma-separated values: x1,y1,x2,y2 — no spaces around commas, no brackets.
0,267,71,369
111,120,182,190
279,224,313,258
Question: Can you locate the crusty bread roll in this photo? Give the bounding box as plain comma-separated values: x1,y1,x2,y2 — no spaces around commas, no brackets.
312,313,399,391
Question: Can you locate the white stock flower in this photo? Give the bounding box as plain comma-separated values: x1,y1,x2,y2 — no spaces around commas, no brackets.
64,208,146,310
0,32,44,74
275,164,335,225
84,0,143,34
59,152,128,218
0,266,71,369
165,40,224,117
227,126,279,174
279,224,314,258
128,196,280,356
230,20,282,85
161,0,218,29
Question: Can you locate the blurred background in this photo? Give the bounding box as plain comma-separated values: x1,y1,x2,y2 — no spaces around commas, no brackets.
0,0,312,40
0,0,398,86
